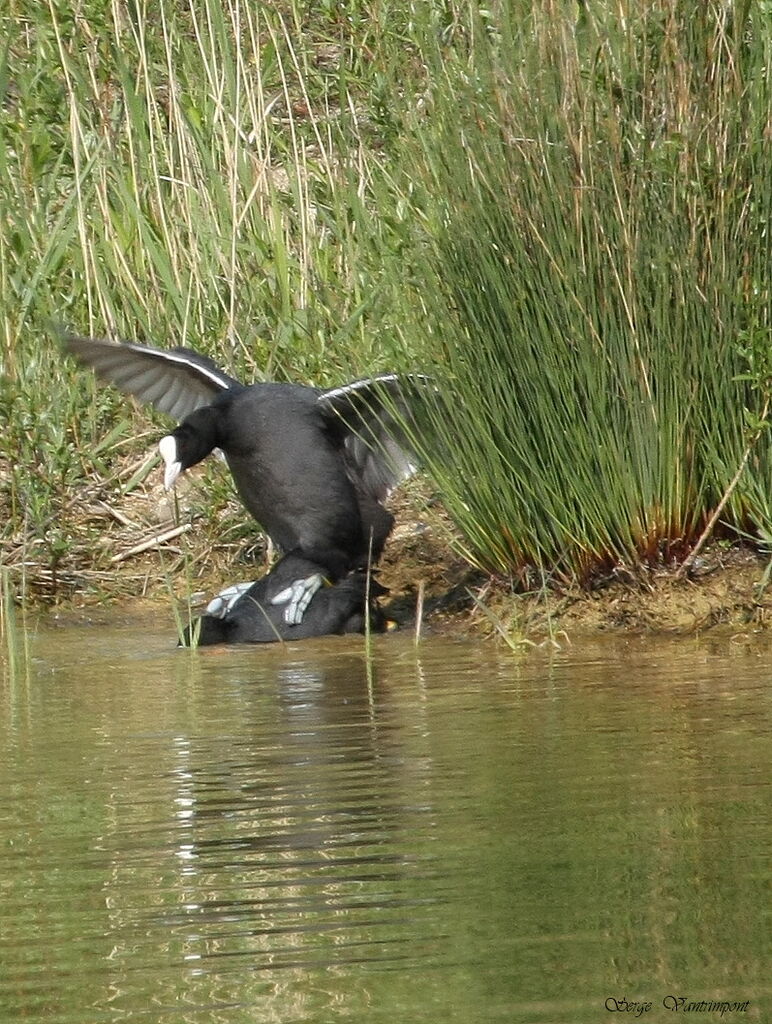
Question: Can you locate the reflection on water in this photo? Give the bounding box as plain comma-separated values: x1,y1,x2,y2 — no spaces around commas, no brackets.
0,618,770,1023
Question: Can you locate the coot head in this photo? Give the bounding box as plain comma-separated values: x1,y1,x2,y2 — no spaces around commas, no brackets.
159,405,225,489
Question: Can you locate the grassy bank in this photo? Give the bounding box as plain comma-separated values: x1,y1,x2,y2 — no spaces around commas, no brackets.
1,1,771,619
1,0,421,597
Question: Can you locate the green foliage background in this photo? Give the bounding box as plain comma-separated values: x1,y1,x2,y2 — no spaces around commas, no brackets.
1,0,770,593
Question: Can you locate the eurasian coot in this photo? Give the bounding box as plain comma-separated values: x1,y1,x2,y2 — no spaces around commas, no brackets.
65,335,425,624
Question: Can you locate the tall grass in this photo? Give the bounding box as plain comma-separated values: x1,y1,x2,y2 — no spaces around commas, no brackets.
385,1,772,581
1,567,30,681
0,0,416,590
1,0,770,599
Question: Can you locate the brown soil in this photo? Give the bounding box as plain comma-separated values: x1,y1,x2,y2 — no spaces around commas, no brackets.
379,488,772,641
4,458,772,641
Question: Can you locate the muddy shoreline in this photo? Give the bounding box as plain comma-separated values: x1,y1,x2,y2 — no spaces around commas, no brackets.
5,465,772,642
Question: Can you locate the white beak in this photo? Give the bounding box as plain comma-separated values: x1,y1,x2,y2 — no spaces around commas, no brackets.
159,435,182,490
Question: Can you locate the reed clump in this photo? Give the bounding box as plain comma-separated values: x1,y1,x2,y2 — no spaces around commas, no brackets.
389,1,771,583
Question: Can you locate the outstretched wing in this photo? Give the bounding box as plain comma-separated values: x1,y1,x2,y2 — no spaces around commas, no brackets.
318,373,432,501
64,335,242,421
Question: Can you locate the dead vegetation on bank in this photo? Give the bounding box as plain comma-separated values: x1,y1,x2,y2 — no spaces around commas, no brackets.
3,446,772,644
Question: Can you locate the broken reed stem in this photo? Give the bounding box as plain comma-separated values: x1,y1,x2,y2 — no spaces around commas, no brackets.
414,578,425,645
677,396,771,580
111,523,192,562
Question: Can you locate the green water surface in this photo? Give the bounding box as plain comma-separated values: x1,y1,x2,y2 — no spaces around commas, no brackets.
1,619,769,1023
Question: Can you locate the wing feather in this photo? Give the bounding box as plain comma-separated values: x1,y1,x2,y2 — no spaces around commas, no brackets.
318,374,431,501
64,335,241,420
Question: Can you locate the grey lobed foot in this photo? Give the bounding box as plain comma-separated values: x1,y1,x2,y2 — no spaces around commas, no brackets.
206,581,256,618
270,573,325,625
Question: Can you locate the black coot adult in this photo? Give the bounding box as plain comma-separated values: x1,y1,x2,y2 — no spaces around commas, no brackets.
184,553,389,645
64,335,425,623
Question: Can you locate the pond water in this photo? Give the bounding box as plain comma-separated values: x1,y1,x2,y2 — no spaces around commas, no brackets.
0,616,769,1023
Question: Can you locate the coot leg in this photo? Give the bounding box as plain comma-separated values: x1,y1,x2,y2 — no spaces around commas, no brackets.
268,542,357,625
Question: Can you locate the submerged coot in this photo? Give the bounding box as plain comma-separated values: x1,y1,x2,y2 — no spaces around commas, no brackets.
185,554,389,645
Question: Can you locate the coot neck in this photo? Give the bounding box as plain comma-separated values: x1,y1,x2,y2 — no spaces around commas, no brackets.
174,406,224,470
